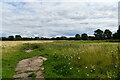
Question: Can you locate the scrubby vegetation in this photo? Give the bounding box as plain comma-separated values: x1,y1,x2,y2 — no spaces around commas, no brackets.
2,41,119,78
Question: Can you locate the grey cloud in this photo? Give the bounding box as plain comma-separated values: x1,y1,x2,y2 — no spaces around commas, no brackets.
2,1,118,37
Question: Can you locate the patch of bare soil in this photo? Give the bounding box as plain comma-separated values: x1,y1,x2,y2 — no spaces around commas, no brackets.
13,56,47,78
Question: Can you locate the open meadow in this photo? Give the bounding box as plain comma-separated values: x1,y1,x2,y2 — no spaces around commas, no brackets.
1,40,120,78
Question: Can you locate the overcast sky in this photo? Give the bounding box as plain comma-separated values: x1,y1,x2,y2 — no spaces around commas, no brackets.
1,0,119,37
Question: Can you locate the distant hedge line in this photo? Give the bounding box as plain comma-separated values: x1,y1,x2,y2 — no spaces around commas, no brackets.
1,27,120,41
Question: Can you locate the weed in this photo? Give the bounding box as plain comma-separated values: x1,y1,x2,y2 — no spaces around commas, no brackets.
28,73,37,78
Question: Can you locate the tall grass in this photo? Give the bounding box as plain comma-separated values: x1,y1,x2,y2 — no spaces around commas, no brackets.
2,41,118,78
117,43,120,78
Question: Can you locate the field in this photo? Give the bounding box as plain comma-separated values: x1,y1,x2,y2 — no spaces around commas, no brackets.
1,41,120,78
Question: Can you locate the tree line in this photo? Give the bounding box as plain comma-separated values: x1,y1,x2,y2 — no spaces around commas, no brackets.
1,27,120,41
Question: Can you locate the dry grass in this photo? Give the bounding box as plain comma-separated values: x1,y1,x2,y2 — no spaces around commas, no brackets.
1,41,53,47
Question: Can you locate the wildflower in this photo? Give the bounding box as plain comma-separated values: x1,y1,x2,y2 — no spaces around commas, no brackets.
70,67,73,70
68,58,70,60
68,62,71,64
64,66,66,68
114,64,117,68
90,70,93,73
106,71,112,78
90,64,95,71
85,66,88,69
70,56,73,59
78,57,80,60
86,73,89,76
93,68,96,71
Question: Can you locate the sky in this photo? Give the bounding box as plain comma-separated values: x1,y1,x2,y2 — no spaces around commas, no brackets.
1,0,120,38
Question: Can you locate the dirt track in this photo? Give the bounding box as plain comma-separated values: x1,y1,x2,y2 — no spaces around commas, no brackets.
13,56,47,78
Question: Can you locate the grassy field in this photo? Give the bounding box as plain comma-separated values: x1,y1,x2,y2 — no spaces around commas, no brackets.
2,41,119,78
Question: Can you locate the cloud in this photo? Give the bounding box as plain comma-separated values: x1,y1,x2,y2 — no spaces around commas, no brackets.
3,0,120,2
0,1,2,37
1,1,118,37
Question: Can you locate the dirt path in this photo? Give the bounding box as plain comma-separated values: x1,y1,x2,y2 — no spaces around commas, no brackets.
13,56,47,78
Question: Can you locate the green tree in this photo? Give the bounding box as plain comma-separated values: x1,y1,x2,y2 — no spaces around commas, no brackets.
113,33,118,39
15,35,22,40
8,36,14,40
75,34,81,40
94,29,104,40
104,29,112,39
117,25,120,39
60,36,67,40
81,33,88,40
35,37,39,40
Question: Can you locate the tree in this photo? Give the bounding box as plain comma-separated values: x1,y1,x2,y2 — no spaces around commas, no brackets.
117,25,120,39
68,37,76,40
113,25,120,39
8,36,14,39
104,29,112,39
55,37,60,40
94,29,104,40
8,36,14,40
81,33,88,40
15,35,22,40
75,34,81,40
22,37,31,40
35,37,39,40
88,36,95,40
2,37,8,41
60,36,67,40
15,35,21,38
113,33,118,39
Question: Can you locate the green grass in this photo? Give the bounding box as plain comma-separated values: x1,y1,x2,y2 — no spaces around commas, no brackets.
54,40,117,44
28,73,37,78
2,41,119,78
